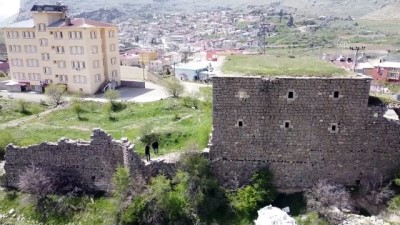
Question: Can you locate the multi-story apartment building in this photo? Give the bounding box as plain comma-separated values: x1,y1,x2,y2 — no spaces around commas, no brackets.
1,4,120,94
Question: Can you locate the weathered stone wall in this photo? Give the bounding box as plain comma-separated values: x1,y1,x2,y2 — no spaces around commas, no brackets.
210,76,400,191
4,129,145,193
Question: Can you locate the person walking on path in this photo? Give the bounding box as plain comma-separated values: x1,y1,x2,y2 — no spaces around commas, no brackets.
145,144,151,162
152,141,159,155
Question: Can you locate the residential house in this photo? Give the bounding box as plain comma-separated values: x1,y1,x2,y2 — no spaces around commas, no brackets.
370,62,400,83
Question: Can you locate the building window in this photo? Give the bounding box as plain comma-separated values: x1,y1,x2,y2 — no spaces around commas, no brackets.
28,73,41,81
72,61,86,70
70,46,84,55
39,38,48,46
90,31,97,39
280,120,293,130
330,90,342,100
91,45,99,54
22,31,35,39
285,89,298,103
38,23,46,31
333,91,339,98
43,67,52,75
93,60,100,68
54,31,63,39
8,45,21,53
108,30,115,38
41,53,50,61
24,45,37,53
73,75,87,84
328,123,339,134
111,57,117,65
56,46,65,54
110,44,116,52
13,72,26,80
68,31,83,39
58,60,66,68
59,75,68,83
26,59,39,67
11,59,24,67
44,79,53,84
111,70,118,78
95,74,101,82
7,31,19,39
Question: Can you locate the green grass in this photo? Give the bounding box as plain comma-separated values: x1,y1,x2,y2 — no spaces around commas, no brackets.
222,55,352,77
0,99,212,156
0,190,118,225
0,99,49,124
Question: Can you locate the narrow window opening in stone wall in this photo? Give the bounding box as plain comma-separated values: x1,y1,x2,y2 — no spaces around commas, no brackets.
238,121,243,127
91,176,96,182
288,92,294,99
334,91,339,98
356,180,360,185
332,125,337,131
285,122,290,128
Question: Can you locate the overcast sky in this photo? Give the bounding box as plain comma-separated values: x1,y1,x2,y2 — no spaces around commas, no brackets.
0,1,20,20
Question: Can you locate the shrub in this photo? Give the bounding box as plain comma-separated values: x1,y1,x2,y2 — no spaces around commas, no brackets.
105,89,120,108
17,165,55,199
0,130,18,160
229,168,276,224
165,78,185,98
45,84,66,107
17,99,29,114
112,166,131,202
71,99,84,119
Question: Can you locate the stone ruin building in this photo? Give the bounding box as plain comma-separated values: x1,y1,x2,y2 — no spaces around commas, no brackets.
209,75,400,191
4,129,175,193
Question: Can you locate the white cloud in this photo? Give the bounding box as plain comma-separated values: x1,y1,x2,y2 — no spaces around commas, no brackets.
0,1,20,19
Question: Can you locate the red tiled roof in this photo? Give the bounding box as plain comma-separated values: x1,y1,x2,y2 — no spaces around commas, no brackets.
48,18,116,28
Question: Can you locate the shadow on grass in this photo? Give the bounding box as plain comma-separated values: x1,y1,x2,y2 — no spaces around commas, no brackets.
112,102,127,112
78,116,89,122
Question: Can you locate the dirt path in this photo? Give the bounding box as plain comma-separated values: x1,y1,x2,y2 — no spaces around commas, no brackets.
144,152,182,165
0,104,68,130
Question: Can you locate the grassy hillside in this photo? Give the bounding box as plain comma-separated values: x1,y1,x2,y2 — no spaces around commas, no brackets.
360,3,400,21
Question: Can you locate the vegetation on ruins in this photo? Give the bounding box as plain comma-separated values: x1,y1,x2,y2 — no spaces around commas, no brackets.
222,54,351,77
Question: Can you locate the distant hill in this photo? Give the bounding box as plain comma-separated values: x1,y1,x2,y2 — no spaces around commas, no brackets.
360,3,400,21
14,0,400,20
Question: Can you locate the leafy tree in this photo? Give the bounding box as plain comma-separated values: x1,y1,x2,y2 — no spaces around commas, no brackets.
45,84,66,107
229,168,276,224
17,99,29,114
104,89,120,108
165,78,185,98
71,99,84,119
112,166,131,201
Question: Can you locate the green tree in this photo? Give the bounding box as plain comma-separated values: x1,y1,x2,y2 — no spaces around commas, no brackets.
17,99,29,114
229,168,276,224
165,78,185,98
45,84,66,107
71,99,84,119
112,166,131,202
105,89,120,108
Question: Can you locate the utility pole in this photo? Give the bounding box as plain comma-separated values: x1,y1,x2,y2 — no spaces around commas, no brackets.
349,46,366,72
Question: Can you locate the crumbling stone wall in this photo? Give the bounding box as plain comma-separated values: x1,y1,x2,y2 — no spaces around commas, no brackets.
210,76,400,191
5,129,145,193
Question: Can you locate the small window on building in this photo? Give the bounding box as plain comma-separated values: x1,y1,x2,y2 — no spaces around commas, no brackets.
285,122,290,128
238,121,243,127
334,91,339,98
328,123,339,134
80,88,83,92
288,92,294,99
